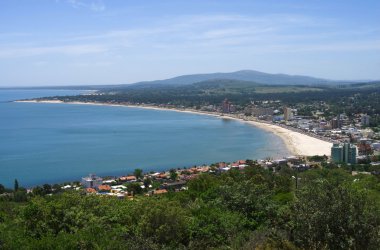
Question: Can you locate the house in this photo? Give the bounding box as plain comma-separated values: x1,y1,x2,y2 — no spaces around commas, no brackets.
219,167,231,172
119,176,137,182
62,185,72,189
161,180,187,190
286,156,302,164
231,162,239,168
219,162,227,168
152,189,168,195
182,174,199,181
273,159,287,166
103,179,116,184
237,160,246,165
86,188,97,193
81,174,103,189
98,185,111,192
155,173,168,179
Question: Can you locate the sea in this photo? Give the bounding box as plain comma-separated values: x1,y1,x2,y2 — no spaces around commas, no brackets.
0,89,289,188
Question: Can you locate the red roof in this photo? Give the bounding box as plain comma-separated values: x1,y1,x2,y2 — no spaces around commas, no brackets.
157,173,168,179
154,189,168,195
98,185,111,191
86,188,96,193
120,176,137,181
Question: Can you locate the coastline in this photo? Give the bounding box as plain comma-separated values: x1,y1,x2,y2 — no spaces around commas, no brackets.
15,100,332,156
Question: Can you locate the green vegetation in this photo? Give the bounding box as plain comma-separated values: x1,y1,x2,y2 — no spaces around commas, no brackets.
1,165,379,249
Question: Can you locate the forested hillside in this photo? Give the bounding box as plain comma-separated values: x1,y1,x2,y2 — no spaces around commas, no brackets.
1,164,379,249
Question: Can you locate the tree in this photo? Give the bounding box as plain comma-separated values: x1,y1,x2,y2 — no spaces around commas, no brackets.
13,189,27,202
169,169,178,181
137,200,190,246
0,184,5,194
32,186,44,196
42,184,52,195
14,179,19,191
290,180,380,249
127,182,143,195
134,168,143,180
52,184,62,194
188,201,249,248
143,177,152,188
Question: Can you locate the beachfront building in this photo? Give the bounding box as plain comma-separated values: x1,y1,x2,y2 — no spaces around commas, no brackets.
344,143,357,164
284,107,293,121
81,173,103,189
250,107,274,117
331,143,357,164
222,98,231,113
331,143,344,163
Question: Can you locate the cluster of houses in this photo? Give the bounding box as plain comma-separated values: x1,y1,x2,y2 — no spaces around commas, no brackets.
205,100,380,161
79,156,322,197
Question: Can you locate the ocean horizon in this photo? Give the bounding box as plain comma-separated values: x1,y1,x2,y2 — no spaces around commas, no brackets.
0,89,289,188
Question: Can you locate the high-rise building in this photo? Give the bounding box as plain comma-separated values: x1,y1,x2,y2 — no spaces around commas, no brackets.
344,143,357,164
331,143,344,163
331,115,342,129
222,98,231,113
361,114,370,127
284,107,293,121
331,143,357,164
331,118,340,129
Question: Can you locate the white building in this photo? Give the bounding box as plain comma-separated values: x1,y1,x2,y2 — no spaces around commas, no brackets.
284,107,293,121
81,174,103,189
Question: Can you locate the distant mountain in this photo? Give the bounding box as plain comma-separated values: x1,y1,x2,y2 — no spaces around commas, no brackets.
124,70,338,88
191,79,261,88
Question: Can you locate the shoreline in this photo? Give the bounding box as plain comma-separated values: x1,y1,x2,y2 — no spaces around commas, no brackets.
15,100,333,156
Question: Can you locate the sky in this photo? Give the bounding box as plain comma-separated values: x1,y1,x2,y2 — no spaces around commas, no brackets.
0,0,379,86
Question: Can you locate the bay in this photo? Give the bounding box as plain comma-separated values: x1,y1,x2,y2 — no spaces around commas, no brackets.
0,89,289,188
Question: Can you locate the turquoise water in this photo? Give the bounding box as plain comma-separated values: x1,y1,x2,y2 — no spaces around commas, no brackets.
0,89,289,188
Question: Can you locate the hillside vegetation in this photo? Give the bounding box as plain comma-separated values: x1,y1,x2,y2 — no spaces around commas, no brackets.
0,165,379,249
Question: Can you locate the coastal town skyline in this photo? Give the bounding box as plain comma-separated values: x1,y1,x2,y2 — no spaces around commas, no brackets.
1,0,380,86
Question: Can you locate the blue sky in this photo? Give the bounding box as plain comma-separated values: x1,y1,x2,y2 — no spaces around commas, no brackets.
0,0,379,86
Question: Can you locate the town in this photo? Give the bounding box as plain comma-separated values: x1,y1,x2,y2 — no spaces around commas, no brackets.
149,97,380,163
4,150,375,198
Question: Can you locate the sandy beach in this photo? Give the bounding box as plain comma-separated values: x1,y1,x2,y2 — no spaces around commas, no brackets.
15,100,332,157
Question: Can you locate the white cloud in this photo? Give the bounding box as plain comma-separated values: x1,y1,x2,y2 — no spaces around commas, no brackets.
64,0,105,12
1,13,379,60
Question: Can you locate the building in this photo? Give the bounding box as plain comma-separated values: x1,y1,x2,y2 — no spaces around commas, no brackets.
331,114,345,129
222,98,231,113
331,117,342,129
283,107,293,121
161,180,187,190
331,143,357,164
119,176,137,182
344,143,357,164
361,114,370,127
81,174,103,189
358,139,373,155
98,185,112,192
251,107,274,117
